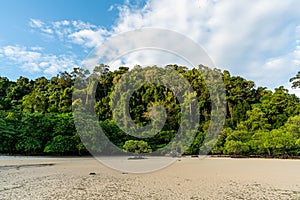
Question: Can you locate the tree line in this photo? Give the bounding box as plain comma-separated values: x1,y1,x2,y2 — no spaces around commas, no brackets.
1,64,300,157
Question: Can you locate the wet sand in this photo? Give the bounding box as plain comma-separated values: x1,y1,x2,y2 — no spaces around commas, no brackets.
0,156,299,199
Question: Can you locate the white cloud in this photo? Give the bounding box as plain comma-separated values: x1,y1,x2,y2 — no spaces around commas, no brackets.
41,28,53,34
29,19,44,28
30,19,108,47
108,49,192,71
30,46,44,51
108,5,115,12
68,29,107,48
4,19,108,76
41,54,78,75
22,62,40,73
1,45,41,63
71,20,97,30
103,0,300,93
0,45,79,75
52,20,70,27
10,1,300,95
30,18,55,35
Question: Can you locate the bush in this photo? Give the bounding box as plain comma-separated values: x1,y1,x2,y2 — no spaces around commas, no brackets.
123,140,152,155
44,135,77,155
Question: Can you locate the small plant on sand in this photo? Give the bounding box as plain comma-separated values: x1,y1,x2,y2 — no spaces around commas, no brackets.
123,140,152,159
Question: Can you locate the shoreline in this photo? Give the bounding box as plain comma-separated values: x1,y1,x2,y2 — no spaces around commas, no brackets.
0,156,299,199
209,154,300,159
2,153,300,160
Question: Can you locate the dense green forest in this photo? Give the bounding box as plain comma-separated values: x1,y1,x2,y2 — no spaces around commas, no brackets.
1,64,300,157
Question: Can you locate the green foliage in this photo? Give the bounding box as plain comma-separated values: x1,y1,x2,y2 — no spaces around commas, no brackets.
262,129,295,156
211,128,231,154
224,140,249,155
16,137,42,155
0,113,17,153
123,140,152,154
285,115,300,138
223,129,251,155
239,107,271,131
53,113,76,137
44,135,77,154
0,66,300,156
290,71,300,89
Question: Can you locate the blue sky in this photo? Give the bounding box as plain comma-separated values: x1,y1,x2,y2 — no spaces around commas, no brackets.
0,0,300,95
0,0,125,79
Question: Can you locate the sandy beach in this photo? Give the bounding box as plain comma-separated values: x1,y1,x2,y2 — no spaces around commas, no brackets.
0,156,299,200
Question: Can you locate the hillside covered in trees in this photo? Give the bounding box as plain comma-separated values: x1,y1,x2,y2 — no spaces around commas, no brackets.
1,64,300,157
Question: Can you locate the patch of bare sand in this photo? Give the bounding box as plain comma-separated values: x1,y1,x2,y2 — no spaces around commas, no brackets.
0,156,299,199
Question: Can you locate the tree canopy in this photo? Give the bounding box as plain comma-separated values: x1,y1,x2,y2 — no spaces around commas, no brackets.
0,65,300,157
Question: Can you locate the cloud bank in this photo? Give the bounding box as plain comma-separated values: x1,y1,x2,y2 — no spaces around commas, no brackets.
0,45,79,75
111,0,300,91
2,0,300,95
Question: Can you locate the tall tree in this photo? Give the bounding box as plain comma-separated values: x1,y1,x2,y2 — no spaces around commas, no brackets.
290,71,300,88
